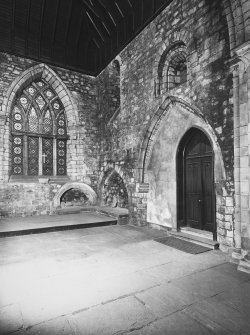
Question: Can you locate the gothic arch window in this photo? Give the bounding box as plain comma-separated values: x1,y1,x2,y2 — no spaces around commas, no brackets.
11,79,68,177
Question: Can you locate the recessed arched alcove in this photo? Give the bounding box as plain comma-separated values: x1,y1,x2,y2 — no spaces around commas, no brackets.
100,169,128,208
60,188,90,207
53,182,97,208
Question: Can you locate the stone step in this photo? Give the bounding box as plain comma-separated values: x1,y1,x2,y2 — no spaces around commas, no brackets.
0,213,117,238
56,206,129,225
170,231,219,249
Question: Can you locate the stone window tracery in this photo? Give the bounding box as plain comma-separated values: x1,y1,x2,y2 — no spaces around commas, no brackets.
11,79,67,177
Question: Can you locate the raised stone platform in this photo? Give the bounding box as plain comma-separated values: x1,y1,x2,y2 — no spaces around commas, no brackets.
0,212,117,237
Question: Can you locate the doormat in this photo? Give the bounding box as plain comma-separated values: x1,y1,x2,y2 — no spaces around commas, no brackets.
154,236,212,254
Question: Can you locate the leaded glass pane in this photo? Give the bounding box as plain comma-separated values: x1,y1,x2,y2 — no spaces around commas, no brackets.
28,136,39,175
57,139,67,175
27,86,36,96
53,101,61,117
12,135,23,175
57,113,67,136
46,90,54,99
13,106,24,132
20,96,29,110
37,81,44,88
43,110,53,134
42,138,53,175
36,95,45,110
28,108,39,133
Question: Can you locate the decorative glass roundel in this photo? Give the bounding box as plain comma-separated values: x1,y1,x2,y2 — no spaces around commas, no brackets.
14,137,21,145
28,86,36,95
58,167,65,174
14,166,21,174
46,90,53,98
20,96,28,105
14,147,21,154
58,150,64,156
14,123,22,131
59,159,64,165
14,113,22,121
14,157,22,164
58,141,65,148
58,128,65,135
58,120,65,126
37,81,44,87
53,102,60,110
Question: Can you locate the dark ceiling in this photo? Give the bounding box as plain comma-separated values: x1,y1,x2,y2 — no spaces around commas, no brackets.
0,0,173,76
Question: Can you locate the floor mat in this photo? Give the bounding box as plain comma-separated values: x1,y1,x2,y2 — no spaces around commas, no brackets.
154,236,212,254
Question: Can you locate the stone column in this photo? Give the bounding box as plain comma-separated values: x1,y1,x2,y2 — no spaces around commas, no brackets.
231,63,242,263
232,41,250,273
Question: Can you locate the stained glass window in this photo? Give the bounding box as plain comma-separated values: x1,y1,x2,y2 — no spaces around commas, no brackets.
28,108,39,133
11,79,68,176
43,110,53,134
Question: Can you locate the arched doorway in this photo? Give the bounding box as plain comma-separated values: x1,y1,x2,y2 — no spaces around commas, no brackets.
177,128,216,239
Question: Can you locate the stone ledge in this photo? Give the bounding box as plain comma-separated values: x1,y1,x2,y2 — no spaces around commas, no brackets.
56,205,129,225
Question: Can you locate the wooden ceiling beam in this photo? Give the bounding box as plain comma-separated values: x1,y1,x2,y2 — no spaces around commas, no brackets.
50,0,60,62
81,0,112,41
38,0,46,59
11,0,16,53
25,0,31,56
76,8,85,66
63,0,73,65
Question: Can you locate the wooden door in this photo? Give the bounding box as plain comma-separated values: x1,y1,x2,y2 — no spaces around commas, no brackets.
184,130,214,232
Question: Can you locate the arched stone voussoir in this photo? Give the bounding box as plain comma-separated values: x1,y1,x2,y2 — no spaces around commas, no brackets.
53,182,97,208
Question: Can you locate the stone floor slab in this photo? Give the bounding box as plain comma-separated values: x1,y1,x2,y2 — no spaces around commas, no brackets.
184,295,250,335
216,281,250,318
172,267,242,298
0,304,23,334
20,317,74,335
70,296,156,335
149,310,213,335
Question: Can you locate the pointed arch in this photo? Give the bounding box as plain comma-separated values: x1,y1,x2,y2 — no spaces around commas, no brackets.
142,98,229,244
2,63,79,126
98,166,129,208
137,96,204,183
2,63,78,178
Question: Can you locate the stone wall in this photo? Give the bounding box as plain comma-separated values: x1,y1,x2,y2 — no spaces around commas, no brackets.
0,54,99,216
97,0,235,247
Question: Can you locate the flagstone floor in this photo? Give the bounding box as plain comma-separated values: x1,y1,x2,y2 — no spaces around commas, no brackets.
0,214,250,334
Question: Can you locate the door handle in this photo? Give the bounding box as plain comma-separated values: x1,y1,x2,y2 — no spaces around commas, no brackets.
198,199,202,203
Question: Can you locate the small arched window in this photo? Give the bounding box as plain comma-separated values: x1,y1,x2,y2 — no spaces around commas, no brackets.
11,79,68,177
167,51,187,90
157,42,187,95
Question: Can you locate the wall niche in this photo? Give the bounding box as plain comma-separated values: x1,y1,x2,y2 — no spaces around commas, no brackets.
60,188,91,207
